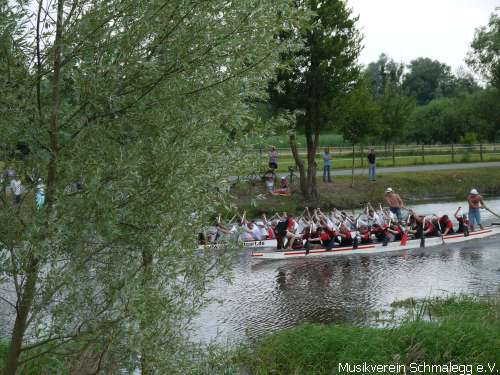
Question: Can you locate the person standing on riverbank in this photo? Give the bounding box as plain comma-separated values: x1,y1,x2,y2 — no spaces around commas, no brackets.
35,178,45,209
10,175,23,205
367,149,376,181
268,146,278,170
322,148,332,183
384,187,405,221
467,189,485,230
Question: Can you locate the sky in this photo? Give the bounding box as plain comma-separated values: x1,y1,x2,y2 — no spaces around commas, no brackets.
348,0,499,72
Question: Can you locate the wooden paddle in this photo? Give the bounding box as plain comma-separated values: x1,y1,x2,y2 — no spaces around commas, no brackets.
484,206,500,220
420,217,426,248
434,214,445,244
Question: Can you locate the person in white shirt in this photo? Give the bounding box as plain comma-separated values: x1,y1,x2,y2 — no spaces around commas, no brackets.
10,176,23,204
241,221,261,241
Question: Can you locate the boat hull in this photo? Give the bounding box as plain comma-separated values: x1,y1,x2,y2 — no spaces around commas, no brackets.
251,227,500,260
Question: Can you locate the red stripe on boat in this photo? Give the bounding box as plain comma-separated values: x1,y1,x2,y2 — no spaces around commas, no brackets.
444,229,491,240
284,244,375,256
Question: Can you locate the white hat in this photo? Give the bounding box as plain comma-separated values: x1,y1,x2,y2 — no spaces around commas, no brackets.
470,188,479,195
385,187,393,193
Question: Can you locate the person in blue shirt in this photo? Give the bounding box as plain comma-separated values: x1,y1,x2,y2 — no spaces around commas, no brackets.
322,148,331,182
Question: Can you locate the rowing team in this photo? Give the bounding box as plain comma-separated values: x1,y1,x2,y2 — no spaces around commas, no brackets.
198,205,470,250
198,188,495,250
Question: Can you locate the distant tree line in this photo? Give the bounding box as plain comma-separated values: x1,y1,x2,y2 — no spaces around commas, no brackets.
361,53,500,145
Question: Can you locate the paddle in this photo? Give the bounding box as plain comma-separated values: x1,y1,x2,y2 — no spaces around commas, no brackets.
484,205,500,220
420,217,426,248
434,215,445,244
400,215,411,246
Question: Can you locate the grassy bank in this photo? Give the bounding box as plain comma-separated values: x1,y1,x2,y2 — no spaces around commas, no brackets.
262,152,500,173
239,295,500,375
232,168,500,216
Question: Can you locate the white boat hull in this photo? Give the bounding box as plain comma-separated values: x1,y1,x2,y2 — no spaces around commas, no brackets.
251,227,500,260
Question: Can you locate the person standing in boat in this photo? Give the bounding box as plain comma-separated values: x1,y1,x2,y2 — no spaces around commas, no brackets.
367,149,376,181
384,187,405,221
467,189,485,231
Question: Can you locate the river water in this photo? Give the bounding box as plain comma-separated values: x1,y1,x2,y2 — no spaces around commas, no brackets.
193,199,500,345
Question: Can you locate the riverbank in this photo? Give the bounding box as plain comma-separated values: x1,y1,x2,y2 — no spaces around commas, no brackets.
232,168,500,216
238,295,500,375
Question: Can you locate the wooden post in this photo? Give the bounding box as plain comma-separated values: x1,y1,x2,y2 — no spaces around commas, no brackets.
480,143,483,161
451,144,454,163
392,144,396,166
422,144,425,163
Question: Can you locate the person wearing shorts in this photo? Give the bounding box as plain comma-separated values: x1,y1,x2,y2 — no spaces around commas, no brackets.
467,188,484,231
268,146,278,170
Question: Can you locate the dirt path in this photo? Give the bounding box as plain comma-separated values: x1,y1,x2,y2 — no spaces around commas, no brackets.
321,161,500,177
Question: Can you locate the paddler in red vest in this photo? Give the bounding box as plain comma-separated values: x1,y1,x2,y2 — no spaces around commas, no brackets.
454,207,469,234
337,224,353,246
438,215,454,236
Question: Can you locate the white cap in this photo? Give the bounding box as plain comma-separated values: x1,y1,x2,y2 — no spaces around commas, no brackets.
385,187,393,193
470,188,479,195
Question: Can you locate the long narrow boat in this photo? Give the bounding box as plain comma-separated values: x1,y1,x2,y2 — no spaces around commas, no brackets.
251,226,500,260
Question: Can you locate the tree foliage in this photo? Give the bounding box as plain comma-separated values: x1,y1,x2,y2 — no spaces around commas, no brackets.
467,12,500,89
365,54,415,144
270,0,362,199
0,0,296,373
403,57,455,105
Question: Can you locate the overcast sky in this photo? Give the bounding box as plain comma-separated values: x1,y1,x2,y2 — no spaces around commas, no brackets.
348,0,499,72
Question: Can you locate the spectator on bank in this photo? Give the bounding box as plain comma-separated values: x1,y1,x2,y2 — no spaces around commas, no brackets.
36,178,45,209
268,146,278,170
10,175,23,204
263,169,276,193
322,148,332,183
368,149,376,181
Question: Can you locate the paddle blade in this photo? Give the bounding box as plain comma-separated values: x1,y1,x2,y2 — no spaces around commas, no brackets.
400,233,408,246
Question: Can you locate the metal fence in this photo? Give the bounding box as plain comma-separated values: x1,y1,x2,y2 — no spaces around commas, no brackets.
256,144,500,165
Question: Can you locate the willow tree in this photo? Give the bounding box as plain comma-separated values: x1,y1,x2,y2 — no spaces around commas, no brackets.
269,0,362,199
467,12,500,90
0,0,296,373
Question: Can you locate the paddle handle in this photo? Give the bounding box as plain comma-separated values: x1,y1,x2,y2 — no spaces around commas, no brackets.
484,206,500,220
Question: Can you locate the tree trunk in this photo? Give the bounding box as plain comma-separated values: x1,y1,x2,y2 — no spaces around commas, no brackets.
3,1,64,373
3,256,39,375
288,133,307,196
305,120,319,200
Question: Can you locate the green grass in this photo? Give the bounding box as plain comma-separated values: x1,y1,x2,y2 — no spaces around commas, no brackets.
254,132,348,149
232,167,500,216
239,295,500,375
254,152,500,173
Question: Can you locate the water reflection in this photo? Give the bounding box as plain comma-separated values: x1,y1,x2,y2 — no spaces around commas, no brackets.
193,199,500,345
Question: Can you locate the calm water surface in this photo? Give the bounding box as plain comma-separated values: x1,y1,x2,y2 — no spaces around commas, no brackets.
193,199,500,344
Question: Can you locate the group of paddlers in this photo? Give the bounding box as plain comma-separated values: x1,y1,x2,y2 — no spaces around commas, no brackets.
198,188,496,251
